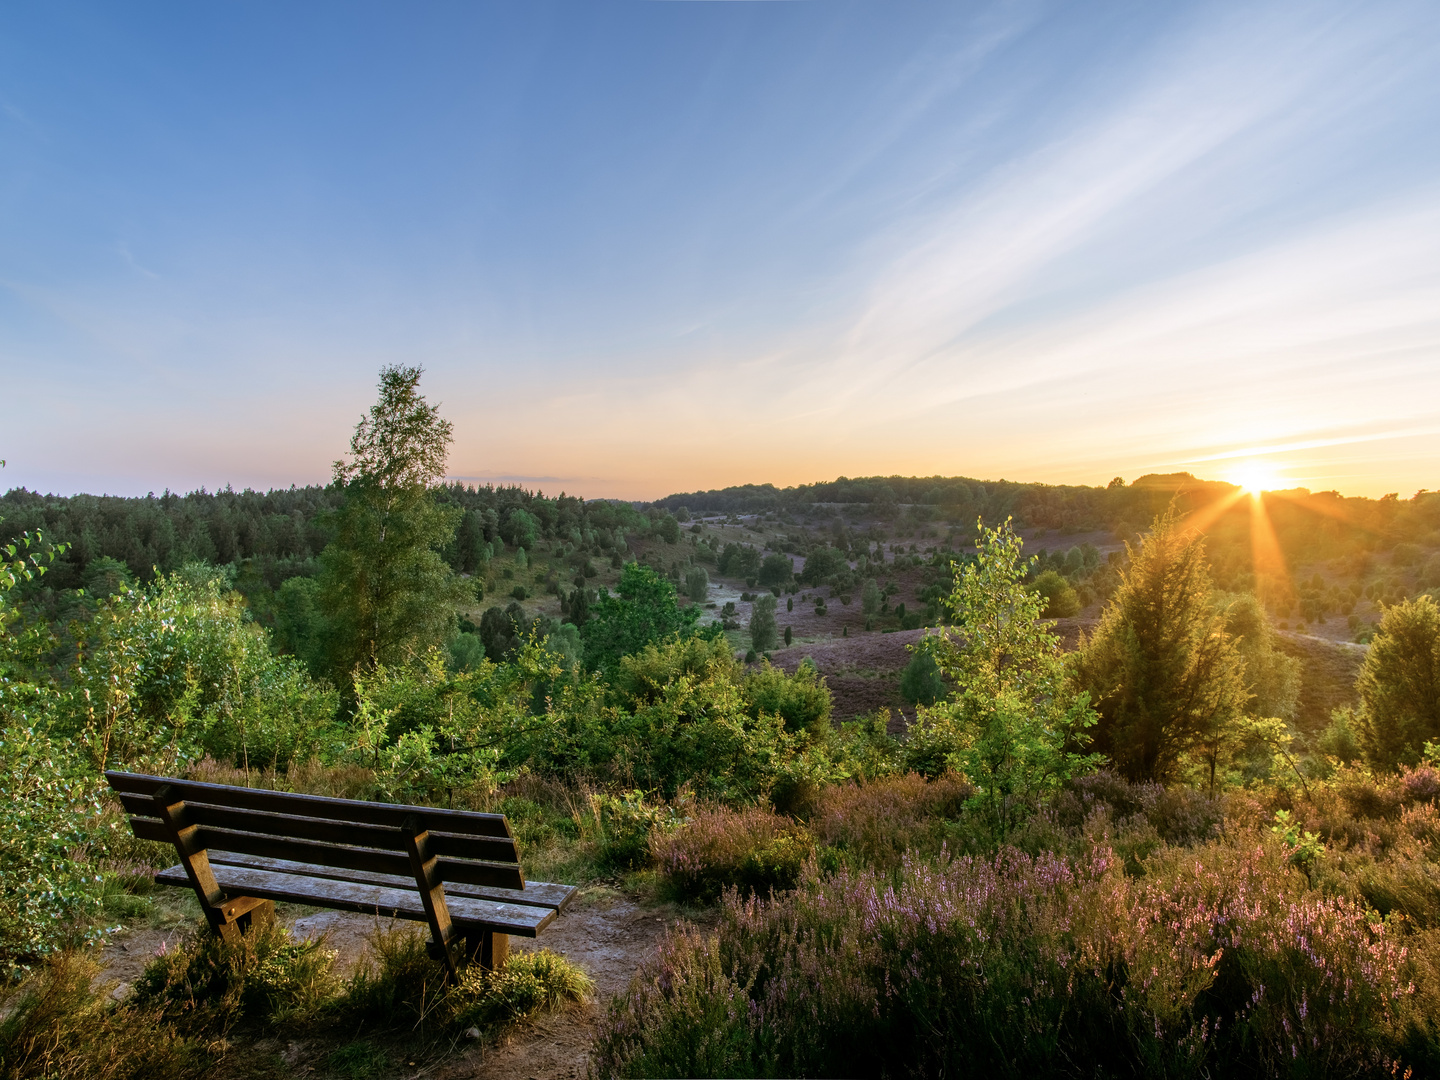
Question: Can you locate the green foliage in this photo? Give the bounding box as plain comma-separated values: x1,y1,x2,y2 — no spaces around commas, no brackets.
341,924,591,1038
798,546,846,586
449,949,594,1029
899,650,946,707
757,553,792,588
478,601,529,661
1356,595,1440,769
717,543,761,581
748,593,777,653
683,565,709,603
1318,706,1364,764
346,647,534,804
81,555,133,598
131,920,339,1035
502,508,540,550
1073,510,1249,784
1031,569,1080,618
57,568,340,773
742,659,831,741
580,563,714,676
318,365,472,678
588,789,684,872
270,574,328,673
860,576,880,617
447,631,486,672
905,519,1100,833
650,514,681,545
0,724,108,980
515,635,838,804
1270,809,1326,868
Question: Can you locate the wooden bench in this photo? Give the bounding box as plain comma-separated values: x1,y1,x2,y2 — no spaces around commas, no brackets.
106,771,576,981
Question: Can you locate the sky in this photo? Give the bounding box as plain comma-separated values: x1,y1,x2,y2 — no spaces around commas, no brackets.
2,0,1439,502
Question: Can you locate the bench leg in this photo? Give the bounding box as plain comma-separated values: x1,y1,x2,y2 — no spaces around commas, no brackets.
207,897,275,943
464,931,508,971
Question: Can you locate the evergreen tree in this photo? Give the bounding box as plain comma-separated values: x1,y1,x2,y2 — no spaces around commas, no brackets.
861,577,881,617
1072,510,1248,783
317,366,470,679
750,593,778,652
1355,595,1440,769
685,565,710,604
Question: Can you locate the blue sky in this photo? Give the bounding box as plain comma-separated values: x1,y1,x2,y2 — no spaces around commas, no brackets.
3,0,1438,499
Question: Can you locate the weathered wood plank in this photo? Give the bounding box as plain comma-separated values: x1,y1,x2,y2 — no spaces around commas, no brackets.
202,853,577,912
128,824,525,890
153,864,554,937
106,771,513,839
116,794,520,863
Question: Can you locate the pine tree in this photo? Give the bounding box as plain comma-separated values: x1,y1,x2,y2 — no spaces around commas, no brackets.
1355,595,1440,769
1072,510,1248,784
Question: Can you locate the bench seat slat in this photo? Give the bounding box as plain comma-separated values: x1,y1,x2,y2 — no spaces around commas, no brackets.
155,863,555,937
107,771,512,839
203,852,577,912
117,794,519,863
129,818,525,891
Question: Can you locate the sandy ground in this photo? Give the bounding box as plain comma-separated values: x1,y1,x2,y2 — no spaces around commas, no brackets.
96,888,705,1080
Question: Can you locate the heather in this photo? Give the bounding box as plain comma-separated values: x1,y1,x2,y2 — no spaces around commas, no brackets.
594,830,1440,1078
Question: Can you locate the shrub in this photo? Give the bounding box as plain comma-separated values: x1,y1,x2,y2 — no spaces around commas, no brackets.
811,773,972,870
448,949,593,1030
0,952,208,1080
131,920,340,1035
1031,569,1080,617
684,565,709,604
742,659,830,741
594,838,1435,1078
589,789,683,873
899,650,945,706
748,594,777,653
650,806,814,903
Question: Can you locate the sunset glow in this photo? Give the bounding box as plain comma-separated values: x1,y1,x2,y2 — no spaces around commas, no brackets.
1227,463,1285,496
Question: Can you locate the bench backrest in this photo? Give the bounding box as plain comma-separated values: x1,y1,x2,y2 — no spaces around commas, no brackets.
107,771,525,892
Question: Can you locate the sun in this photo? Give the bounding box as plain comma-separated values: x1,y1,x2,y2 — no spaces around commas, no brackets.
1227,462,1283,495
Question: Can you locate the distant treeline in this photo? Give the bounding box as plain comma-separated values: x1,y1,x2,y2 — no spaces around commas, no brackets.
657,473,1440,563
0,483,646,592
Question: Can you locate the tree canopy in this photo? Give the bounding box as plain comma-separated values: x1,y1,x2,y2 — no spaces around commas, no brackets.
318,365,471,678
580,562,718,675
1072,510,1249,783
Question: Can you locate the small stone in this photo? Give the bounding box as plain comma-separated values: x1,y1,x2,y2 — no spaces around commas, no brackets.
463,1026,481,1041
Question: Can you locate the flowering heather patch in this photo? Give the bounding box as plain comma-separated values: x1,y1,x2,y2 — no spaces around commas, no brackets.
593,836,1436,1078
649,805,813,903
810,772,973,869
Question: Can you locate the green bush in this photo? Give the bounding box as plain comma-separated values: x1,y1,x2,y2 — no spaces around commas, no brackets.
449,949,594,1029
1031,569,1080,617
341,924,590,1036
899,650,945,706
131,920,340,1035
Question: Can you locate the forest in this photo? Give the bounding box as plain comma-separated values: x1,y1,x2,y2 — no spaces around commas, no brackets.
3,366,1440,1078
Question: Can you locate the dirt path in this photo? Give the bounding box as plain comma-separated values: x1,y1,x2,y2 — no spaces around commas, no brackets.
96,888,703,1079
